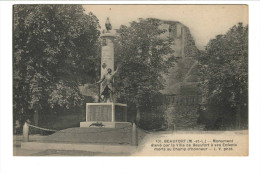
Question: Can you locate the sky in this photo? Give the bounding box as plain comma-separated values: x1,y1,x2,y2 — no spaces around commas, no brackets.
83,5,248,50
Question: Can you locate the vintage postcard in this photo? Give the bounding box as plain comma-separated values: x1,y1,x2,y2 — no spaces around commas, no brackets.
13,4,248,156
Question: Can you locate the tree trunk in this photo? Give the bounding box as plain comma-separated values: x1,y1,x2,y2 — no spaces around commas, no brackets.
236,104,241,129
33,109,39,126
136,105,141,125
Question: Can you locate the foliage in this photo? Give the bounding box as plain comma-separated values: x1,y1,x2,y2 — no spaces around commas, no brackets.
197,23,248,129
165,105,201,130
13,5,100,124
114,18,176,126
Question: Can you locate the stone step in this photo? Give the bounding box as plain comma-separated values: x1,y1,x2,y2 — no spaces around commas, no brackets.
38,126,146,145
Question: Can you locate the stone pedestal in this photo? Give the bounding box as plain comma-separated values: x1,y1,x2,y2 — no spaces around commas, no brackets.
80,103,127,128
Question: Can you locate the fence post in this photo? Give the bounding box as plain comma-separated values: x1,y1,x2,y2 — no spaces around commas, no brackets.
23,122,29,142
131,122,138,146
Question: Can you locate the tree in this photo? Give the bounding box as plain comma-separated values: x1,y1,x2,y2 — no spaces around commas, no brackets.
114,18,176,128
197,23,248,130
13,5,100,127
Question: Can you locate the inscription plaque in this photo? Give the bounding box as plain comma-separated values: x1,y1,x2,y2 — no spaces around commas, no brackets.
85,103,127,122
87,105,112,121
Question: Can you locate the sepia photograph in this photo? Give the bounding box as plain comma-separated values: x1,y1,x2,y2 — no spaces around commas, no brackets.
12,4,249,156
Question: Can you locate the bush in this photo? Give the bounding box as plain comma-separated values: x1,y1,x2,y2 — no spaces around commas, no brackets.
164,105,201,130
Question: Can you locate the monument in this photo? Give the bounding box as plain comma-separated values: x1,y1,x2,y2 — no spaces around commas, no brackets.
80,18,128,128
21,18,143,153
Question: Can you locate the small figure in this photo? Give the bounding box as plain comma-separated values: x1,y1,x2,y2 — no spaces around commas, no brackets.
96,66,119,102
105,17,112,32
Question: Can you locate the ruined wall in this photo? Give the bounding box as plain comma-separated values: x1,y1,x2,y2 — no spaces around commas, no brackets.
159,20,199,58
158,20,202,130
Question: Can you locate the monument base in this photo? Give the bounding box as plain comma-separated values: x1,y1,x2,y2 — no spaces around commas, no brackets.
80,103,128,128
80,121,130,128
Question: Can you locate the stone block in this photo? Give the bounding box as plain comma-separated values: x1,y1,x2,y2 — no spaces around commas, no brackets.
83,103,127,123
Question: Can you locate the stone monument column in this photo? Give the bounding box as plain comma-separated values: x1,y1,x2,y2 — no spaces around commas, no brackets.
100,33,115,92
100,18,115,95
80,18,128,128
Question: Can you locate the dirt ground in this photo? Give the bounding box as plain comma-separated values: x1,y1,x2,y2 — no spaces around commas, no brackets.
13,130,248,156
13,135,128,156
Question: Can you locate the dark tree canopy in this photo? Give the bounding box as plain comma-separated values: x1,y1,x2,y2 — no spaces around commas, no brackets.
197,23,248,129
13,5,100,123
114,18,176,125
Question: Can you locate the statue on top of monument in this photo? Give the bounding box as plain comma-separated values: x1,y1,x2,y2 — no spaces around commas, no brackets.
105,17,112,32
96,65,120,103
